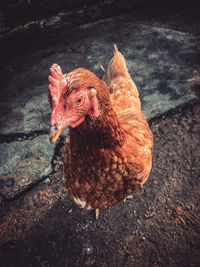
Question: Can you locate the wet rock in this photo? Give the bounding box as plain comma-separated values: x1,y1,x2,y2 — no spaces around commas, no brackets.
0,135,54,200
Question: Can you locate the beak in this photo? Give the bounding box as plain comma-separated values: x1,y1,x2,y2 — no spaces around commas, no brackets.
49,123,68,144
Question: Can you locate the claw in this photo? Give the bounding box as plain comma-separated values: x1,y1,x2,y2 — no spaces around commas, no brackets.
95,209,99,220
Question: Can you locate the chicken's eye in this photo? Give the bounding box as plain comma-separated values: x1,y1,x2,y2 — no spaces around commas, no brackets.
75,95,84,106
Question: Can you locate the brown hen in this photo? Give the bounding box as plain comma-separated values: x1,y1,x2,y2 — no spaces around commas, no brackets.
48,45,153,218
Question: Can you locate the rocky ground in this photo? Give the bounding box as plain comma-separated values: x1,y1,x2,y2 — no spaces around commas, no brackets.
0,2,200,267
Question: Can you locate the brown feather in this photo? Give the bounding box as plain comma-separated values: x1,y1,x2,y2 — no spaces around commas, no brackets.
62,46,153,210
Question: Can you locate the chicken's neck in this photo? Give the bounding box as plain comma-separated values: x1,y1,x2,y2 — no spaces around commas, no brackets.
69,106,125,151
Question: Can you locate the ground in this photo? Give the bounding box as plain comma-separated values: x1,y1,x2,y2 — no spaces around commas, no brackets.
0,100,200,267
0,2,200,267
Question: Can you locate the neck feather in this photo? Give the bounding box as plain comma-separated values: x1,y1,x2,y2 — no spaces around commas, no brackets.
69,106,125,151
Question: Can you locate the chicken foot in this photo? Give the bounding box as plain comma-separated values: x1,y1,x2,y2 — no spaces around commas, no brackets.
95,209,99,220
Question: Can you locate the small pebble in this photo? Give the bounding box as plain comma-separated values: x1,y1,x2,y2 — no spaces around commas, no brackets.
54,165,60,171
5,178,15,187
82,243,94,256
41,178,51,184
85,257,95,266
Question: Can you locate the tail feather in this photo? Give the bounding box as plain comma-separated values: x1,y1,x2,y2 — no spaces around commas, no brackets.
102,45,141,119
102,44,128,84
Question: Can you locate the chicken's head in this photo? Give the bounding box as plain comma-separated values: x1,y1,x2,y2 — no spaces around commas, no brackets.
48,64,100,144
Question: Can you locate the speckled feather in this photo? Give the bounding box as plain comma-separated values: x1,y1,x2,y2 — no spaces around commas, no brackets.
63,46,153,210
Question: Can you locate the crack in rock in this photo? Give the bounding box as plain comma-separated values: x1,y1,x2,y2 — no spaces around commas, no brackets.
0,130,48,143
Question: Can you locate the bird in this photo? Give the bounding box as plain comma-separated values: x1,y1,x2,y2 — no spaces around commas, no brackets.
48,45,153,219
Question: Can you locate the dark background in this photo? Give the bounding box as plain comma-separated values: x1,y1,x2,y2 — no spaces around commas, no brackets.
0,0,199,32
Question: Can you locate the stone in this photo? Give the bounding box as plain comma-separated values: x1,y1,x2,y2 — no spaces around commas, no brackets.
82,242,94,256
0,135,54,200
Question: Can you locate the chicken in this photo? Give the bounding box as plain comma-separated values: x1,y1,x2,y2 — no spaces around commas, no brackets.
48,45,153,218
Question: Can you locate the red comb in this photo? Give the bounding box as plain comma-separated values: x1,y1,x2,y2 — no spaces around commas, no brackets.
48,64,68,106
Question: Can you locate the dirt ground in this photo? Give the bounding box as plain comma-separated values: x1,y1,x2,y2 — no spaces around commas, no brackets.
0,99,199,267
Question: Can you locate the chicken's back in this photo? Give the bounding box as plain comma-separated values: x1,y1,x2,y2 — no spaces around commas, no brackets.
102,45,141,122
102,46,153,188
